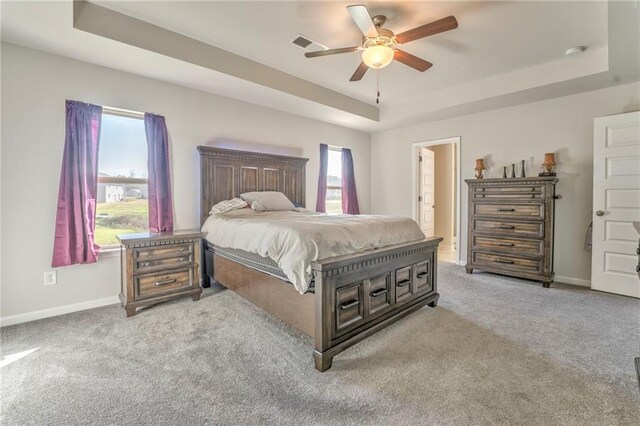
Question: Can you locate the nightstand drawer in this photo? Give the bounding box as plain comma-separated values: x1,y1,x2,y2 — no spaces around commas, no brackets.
135,269,194,300
135,254,193,273
135,243,192,261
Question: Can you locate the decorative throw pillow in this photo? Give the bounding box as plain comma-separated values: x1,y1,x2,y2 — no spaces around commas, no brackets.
209,198,248,215
240,191,295,211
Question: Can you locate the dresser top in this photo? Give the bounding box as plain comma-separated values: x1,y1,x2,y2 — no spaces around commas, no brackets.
465,176,558,185
116,229,203,245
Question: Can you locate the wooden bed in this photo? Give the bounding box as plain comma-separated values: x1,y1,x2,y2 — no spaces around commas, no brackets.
198,146,442,371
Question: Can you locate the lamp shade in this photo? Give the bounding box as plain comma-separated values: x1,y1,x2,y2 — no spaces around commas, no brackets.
543,152,556,166
362,45,394,69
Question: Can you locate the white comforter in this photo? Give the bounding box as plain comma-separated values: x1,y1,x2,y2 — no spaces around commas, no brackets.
201,209,425,293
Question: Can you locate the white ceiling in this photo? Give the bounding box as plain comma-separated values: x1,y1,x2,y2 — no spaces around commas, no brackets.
1,1,638,132
97,0,608,105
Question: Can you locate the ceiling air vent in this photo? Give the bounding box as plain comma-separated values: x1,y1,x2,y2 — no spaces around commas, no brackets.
291,34,328,52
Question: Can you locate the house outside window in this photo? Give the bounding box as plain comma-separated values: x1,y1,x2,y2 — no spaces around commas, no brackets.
95,112,149,247
326,146,342,214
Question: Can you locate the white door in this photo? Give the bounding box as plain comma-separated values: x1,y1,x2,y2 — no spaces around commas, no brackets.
592,111,640,298
419,148,435,237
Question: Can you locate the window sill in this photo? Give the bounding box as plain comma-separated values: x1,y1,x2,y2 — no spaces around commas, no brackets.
99,247,120,260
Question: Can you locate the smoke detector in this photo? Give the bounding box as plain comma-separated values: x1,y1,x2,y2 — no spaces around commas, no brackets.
565,46,587,56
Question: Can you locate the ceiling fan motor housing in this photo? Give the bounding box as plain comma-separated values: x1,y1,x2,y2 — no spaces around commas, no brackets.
363,28,398,50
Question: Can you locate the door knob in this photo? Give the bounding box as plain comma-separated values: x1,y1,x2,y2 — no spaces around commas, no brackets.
595,210,605,216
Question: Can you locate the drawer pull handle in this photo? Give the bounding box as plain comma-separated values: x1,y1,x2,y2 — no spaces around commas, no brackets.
531,188,536,191
497,243,514,247
397,279,411,287
495,259,514,264
478,194,486,198
338,299,359,310
530,195,536,199
416,272,427,279
497,208,515,212
155,278,177,286
497,225,515,230
636,265,640,273
179,257,188,262
370,288,388,297
141,262,151,267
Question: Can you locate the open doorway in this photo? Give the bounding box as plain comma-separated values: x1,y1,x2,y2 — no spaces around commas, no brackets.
412,137,461,263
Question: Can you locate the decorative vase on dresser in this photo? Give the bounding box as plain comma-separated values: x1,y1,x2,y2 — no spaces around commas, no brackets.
465,176,559,287
117,230,204,317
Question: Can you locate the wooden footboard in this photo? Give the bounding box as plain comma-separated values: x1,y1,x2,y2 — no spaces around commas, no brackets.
206,237,441,372
311,237,442,371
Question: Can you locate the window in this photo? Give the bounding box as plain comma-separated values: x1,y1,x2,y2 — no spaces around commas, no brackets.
95,112,149,247
326,147,342,214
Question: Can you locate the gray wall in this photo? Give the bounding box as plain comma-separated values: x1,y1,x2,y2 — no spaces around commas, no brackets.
0,43,371,320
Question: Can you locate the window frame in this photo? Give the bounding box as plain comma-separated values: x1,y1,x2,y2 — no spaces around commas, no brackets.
325,145,343,214
96,108,149,250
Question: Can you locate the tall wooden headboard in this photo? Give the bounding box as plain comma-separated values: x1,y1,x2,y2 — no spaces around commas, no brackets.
198,146,309,225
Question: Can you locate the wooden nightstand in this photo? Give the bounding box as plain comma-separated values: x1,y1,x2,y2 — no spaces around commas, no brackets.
117,230,203,317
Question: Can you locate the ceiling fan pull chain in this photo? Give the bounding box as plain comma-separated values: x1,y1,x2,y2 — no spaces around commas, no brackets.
376,70,381,104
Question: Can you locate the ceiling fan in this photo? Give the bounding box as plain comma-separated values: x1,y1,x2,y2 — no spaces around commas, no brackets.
305,4,458,82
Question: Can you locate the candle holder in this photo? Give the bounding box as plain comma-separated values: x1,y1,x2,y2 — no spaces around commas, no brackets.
475,158,486,179
539,152,557,176
510,163,516,178
520,160,526,178
502,166,507,178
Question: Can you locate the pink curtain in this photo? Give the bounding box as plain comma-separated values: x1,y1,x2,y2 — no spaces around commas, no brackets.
341,148,360,215
316,143,328,213
51,101,103,267
144,113,174,233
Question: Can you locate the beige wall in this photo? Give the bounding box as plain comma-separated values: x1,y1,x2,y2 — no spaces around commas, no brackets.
371,82,640,284
0,43,371,320
428,143,456,248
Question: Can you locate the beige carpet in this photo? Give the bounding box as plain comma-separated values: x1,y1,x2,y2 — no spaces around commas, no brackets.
2,262,639,425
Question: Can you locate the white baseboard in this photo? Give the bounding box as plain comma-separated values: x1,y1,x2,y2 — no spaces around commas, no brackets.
449,261,590,287
553,275,591,287
0,296,120,328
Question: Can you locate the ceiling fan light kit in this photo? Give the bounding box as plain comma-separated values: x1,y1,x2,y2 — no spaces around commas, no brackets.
362,44,394,69
304,4,458,82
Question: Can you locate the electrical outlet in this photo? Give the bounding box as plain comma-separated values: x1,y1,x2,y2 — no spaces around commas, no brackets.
44,271,57,286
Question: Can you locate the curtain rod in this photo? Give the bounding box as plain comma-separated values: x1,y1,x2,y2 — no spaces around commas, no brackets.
102,106,145,119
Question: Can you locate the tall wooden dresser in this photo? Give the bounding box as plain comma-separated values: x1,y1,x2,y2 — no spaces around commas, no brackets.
465,177,559,287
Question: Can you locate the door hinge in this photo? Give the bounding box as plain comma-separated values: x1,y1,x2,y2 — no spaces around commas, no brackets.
419,155,423,162
418,196,423,202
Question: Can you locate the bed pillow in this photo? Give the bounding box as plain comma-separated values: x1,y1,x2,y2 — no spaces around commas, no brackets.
209,198,248,215
240,191,295,212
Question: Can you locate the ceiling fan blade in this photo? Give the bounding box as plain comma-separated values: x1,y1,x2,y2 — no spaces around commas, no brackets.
347,5,378,37
349,61,369,82
395,16,458,44
305,46,360,58
393,50,433,72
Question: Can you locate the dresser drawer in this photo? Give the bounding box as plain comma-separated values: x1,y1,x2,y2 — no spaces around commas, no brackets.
474,203,544,219
366,273,391,317
335,281,365,336
135,243,192,261
472,251,542,274
474,219,544,238
474,184,544,194
134,269,194,300
473,236,543,257
474,191,544,201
